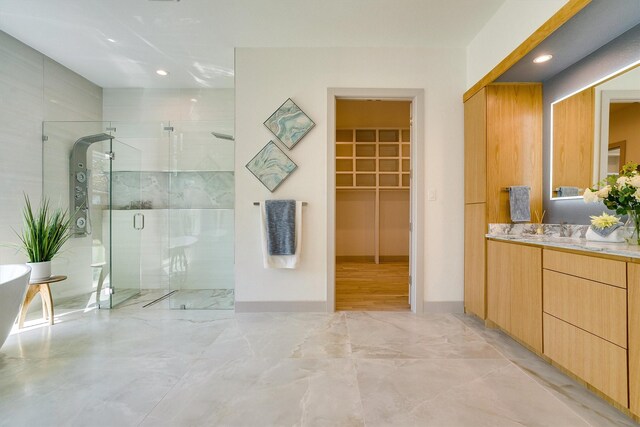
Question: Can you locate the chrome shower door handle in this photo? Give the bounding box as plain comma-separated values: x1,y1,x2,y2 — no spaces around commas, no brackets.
133,213,145,230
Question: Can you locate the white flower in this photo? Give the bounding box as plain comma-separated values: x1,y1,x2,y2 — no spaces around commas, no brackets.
596,185,611,198
617,176,630,188
634,188,640,201
590,212,621,229
629,175,640,188
583,188,600,203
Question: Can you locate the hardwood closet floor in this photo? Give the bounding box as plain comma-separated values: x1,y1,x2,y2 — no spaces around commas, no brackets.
335,261,410,311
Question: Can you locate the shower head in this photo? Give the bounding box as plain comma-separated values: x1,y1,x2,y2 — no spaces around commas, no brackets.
73,133,114,146
211,131,234,141
71,133,115,164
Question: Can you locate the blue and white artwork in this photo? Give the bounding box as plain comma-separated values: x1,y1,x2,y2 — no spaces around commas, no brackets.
263,98,315,150
246,141,297,192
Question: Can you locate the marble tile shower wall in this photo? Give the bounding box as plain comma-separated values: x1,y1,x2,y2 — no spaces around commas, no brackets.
108,171,235,291
0,30,102,300
111,171,234,210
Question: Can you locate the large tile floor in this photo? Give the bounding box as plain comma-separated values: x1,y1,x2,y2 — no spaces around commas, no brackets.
1,297,638,427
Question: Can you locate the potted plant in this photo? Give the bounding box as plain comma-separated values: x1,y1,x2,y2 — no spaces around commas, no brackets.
15,195,72,280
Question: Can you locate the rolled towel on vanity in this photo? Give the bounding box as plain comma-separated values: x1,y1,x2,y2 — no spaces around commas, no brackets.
260,200,303,269
557,186,580,197
508,186,531,222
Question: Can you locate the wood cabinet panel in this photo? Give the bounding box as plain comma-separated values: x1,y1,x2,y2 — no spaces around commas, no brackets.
336,190,375,257
487,240,511,331
543,269,627,348
464,88,486,204
487,240,542,351
486,84,543,223
379,190,410,257
628,263,640,417
552,87,594,192
464,203,486,318
543,249,626,288
543,313,628,406
510,244,543,352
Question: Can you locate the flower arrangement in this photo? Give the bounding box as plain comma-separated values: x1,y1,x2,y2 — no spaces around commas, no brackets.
589,212,621,229
584,161,640,244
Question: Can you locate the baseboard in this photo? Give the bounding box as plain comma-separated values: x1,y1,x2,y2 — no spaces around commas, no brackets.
234,301,328,312
379,256,409,262
423,301,464,314
335,256,409,263
336,256,375,262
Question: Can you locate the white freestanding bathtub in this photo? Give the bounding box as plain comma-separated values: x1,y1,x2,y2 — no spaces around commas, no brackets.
0,264,31,349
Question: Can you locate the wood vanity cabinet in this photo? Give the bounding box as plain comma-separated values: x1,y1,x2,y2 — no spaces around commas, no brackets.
543,249,628,406
486,241,636,411
629,263,640,417
464,84,543,319
486,240,542,352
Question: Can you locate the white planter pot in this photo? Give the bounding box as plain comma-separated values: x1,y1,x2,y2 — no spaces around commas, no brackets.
26,261,51,281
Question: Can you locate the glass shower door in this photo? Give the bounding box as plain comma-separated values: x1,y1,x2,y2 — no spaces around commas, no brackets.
107,138,143,307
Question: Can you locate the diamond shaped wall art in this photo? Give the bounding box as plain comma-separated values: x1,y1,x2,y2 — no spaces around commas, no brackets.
246,141,298,192
263,98,315,150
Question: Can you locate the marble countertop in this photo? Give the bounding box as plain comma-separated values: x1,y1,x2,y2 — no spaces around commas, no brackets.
486,223,640,260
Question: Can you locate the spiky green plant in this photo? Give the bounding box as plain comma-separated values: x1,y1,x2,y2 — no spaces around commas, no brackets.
15,195,72,262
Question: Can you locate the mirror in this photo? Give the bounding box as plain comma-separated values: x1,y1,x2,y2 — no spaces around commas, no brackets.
550,63,640,199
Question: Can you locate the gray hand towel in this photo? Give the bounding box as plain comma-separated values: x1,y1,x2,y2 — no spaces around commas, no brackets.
265,199,296,255
557,186,580,197
509,186,531,222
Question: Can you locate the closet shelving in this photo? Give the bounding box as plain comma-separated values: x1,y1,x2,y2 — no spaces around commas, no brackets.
336,128,410,189
335,127,411,264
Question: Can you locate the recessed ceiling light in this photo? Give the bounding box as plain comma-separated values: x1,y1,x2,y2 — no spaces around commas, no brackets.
106,38,116,43
156,69,169,76
533,54,553,64
190,98,198,103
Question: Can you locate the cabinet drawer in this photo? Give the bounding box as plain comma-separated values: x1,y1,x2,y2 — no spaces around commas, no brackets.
543,249,626,288
543,314,628,406
543,270,627,347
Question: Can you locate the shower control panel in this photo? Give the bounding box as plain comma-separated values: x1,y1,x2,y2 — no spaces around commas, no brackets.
71,160,89,236
69,133,114,238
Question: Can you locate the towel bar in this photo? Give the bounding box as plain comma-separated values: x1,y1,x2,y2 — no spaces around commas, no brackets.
502,187,531,192
552,188,584,192
253,202,308,206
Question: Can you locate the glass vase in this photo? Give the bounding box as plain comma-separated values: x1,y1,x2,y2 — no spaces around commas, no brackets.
624,210,640,245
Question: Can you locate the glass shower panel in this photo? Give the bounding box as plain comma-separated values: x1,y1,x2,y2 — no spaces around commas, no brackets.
168,121,235,309
108,138,143,307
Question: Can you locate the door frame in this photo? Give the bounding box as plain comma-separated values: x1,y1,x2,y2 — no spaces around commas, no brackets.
326,88,425,313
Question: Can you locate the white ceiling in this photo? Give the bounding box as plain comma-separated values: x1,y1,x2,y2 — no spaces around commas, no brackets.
0,0,504,89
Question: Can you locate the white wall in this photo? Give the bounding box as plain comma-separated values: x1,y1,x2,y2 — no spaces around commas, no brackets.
235,47,466,307
0,30,102,300
466,0,568,88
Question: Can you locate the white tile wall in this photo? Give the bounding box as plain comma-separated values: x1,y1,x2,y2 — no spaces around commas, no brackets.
0,30,102,301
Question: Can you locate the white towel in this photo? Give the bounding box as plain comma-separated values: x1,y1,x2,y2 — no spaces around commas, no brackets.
260,201,302,269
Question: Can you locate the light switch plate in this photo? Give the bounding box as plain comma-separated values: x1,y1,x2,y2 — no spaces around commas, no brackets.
428,189,437,201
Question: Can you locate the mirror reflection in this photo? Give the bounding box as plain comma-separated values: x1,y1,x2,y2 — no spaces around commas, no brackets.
551,64,640,199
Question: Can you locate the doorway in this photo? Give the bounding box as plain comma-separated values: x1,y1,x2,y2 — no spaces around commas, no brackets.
334,99,411,311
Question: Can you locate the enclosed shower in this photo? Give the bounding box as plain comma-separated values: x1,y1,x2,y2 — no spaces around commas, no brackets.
42,121,234,309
